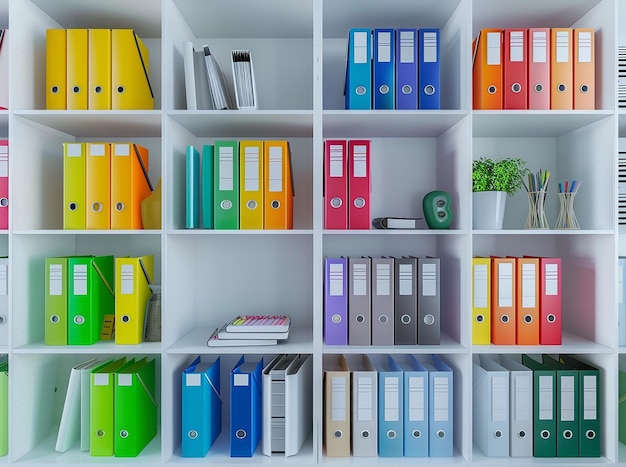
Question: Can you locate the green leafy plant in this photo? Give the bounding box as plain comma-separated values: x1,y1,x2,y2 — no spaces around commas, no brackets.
472,157,529,196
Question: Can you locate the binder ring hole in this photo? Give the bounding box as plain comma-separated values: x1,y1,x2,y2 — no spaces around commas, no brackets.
387,430,396,439
356,85,366,96
540,429,550,439
333,430,343,438
360,430,370,439
330,197,342,208
401,85,412,95
558,84,566,92
50,315,59,324
354,197,366,209
94,86,103,94
494,430,503,439
547,314,556,323
412,430,421,439
117,86,125,94
437,430,445,439
356,314,365,323
379,84,390,95
0,316,6,325
68,202,78,212
121,315,130,323
524,314,533,323
96,429,105,438
401,314,411,325
331,314,342,324
378,315,388,324
475,314,484,323
220,200,232,210
115,202,125,212
120,430,129,439
92,202,103,213
271,200,280,209
188,430,198,439
500,314,509,323
72,86,80,94
581,84,589,93
511,82,522,93
424,84,435,96
51,85,60,94
518,430,526,438
424,314,435,326
74,315,85,325
235,429,246,439
487,85,497,94
563,430,573,440
246,200,257,210
0,198,8,208
535,83,544,93
586,430,596,440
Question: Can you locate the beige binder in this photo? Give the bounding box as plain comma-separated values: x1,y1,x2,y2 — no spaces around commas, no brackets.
323,354,350,457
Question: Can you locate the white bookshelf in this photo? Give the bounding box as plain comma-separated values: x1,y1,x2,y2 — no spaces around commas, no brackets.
0,0,624,465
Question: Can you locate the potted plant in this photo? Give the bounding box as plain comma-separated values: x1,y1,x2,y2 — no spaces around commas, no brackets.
472,157,529,229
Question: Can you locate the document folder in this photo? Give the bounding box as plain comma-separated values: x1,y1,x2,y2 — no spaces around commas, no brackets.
46,29,67,110
491,256,516,345
538,257,562,345
395,29,418,110
371,354,403,457
86,142,111,230
551,28,573,110
472,257,491,345
230,356,263,457
111,29,154,110
345,354,377,457
63,142,86,230
111,143,152,229
472,29,503,109
66,29,88,110
323,354,350,457
324,257,348,345
516,256,539,345
394,256,417,345
214,140,239,229
373,29,395,109
503,29,528,109
573,28,595,109
201,145,214,229
425,355,454,457
348,256,371,345
88,29,112,110
498,355,533,457
418,29,441,109
371,257,395,345
182,356,222,457
114,254,154,344
522,354,556,457
473,358,509,457
417,256,440,345
345,28,372,109
239,140,264,230
348,140,371,229
45,256,69,345
324,140,348,229
263,140,293,229
231,50,257,110
185,145,200,229
528,28,551,109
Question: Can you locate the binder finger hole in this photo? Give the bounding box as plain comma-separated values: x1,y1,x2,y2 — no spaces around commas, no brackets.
547,314,556,323
511,82,522,93
540,429,550,439
117,86,125,94
423,313,435,326
333,430,343,438
115,202,125,212
500,314,509,323
51,85,60,94
50,315,59,324
120,430,129,439
356,314,365,323
558,84,567,92
96,429,105,438
220,200,232,210
524,314,533,323
378,315,388,324
386,430,396,439
401,314,411,325
271,200,280,209
379,84,390,95
92,202,103,213
475,314,484,323
246,200,257,210
188,430,198,439
518,430,526,438
424,84,435,96
354,197,366,209
330,197,342,208
331,313,342,324
94,86,103,94
74,315,85,325
121,315,130,323
355,85,366,96
401,85,412,95
437,430,445,439
412,430,421,439
68,202,78,212
0,197,8,208
236,429,246,439
0,316,6,325
494,430,503,439
535,83,544,93
360,430,370,439
487,85,497,94
563,430,573,440
581,84,589,93
72,86,80,94
586,430,596,440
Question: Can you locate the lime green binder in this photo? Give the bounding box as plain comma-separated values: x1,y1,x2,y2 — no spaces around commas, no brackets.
114,358,157,457
213,140,239,230
522,354,556,457
0,358,7,457
90,357,131,456
45,257,69,345
67,255,114,345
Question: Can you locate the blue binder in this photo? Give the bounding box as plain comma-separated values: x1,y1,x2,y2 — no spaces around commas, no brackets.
373,354,404,457
345,28,372,109
373,28,395,109
395,28,418,110
426,354,453,457
230,355,263,457
181,356,222,457
418,29,441,109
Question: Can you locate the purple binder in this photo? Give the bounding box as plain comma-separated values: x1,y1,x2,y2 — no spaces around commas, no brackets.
324,257,348,345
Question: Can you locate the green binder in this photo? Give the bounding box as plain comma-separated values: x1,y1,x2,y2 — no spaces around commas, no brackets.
44,257,69,345
559,355,601,457
90,357,131,456
0,358,7,457
522,354,556,457
542,355,579,457
201,144,214,229
67,255,114,345
114,358,157,457
213,140,239,230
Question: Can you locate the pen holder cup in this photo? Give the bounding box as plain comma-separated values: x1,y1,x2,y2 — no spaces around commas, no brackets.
524,191,549,229
555,193,580,229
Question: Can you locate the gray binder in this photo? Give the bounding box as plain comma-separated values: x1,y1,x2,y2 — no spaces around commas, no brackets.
371,257,394,345
416,256,440,345
394,256,418,345
348,257,371,345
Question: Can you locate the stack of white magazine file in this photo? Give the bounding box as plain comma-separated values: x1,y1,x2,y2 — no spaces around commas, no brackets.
231,50,257,109
207,315,291,347
620,46,626,108
183,41,234,110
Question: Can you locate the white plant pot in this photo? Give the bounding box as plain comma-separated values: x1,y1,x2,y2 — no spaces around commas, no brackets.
473,191,507,230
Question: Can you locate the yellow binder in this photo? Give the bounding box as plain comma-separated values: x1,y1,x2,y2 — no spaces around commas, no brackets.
472,256,491,345
111,30,154,110
86,142,111,230
66,29,88,110
46,29,67,110
111,143,152,229
88,29,112,110
63,143,86,229
115,254,154,344
239,140,264,229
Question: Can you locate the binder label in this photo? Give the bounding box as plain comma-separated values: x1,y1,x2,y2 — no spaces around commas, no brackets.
473,264,488,308
399,263,413,296
0,264,6,295
186,373,201,386
353,31,369,64
556,31,569,62
376,263,391,295
510,31,524,62
73,264,88,295
90,144,106,156
532,31,547,63
94,373,109,386
120,264,134,294
384,376,399,421
268,146,283,192
329,144,344,177
423,32,438,63
521,263,536,308
49,264,63,296
352,263,367,296
118,374,132,386
578,32,592,62
408,376,425,421
352,145,367,178
492,376,507,422
66,143,82,157
331,376,346,421
514,375,531,421
560,376,575,421
377,31,391,62
0,152,7,177
357,376,373,421
399,30,415,63
487,32,501,65
539,375,553,420
244,146,260,191
218,147,234,191
545,263,559,295
422,263,437,296
433,377,449,421
233,373,249,386
498,262,513,307
114,144,130,156
583,375,597,419
329,263,344,296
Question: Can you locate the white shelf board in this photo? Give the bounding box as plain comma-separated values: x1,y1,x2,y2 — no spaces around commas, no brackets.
471,331,614,354
471,443,610,464
165,229,314,236
323,333,467,355
13,340,163,354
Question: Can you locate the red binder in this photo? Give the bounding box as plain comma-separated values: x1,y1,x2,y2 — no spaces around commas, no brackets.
0,140,7,230
538,257,562,345
348,140,371,229
324,140,348,229
503,29,528,109
528,28,550,110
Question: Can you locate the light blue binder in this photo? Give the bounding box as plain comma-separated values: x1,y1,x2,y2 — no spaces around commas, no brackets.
372,354,403,457
345,28,372,110
426,354,453,457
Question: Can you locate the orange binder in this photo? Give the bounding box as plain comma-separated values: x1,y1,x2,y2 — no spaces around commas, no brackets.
551,28,573,110
111,143,152,229
490,256,516,345
573,28,595,110
263,140,293,230
472,29,503,110
515,256,539,345
86,142,111,229
66,29,88,110
503,29,528,109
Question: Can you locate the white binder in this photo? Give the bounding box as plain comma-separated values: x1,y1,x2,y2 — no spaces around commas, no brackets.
345,354,378,456
498,355,533,457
